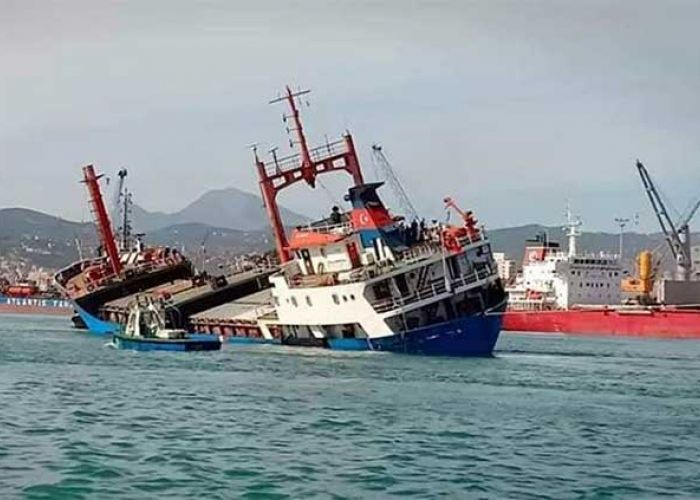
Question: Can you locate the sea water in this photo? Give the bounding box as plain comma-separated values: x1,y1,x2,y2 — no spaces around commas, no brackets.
1,315,699,499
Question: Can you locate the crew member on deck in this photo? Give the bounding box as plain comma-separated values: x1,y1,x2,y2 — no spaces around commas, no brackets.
330,206,342,224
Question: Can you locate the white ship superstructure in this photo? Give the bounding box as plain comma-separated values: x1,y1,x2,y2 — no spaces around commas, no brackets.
256,184,506,354
507,211,622,311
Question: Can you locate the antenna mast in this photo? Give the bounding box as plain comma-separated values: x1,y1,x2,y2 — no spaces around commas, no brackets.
119,189,133,251
81,165,122,276
111,168,128,227
564,204,582,258
256,85,365,262
371,144,418,221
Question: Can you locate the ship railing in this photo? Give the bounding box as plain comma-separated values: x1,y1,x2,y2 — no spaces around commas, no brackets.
296,220,353,235
398,242,441,265
265,152,301,176
310,139,348,162
397,227,489,265
263,139,349,177
455,227,486,248
507,298,557,312
371,265,496,313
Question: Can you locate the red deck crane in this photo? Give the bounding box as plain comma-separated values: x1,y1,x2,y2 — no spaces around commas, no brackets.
256,86,365,262
82,165,122,276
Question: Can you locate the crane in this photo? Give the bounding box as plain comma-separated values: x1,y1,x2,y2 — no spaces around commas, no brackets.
370,144,419,222
678,198,700,272
110,169,128,243
636,160,697,281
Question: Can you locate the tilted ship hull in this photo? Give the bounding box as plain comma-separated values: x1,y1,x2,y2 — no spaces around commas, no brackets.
252,86,506,357
69,261,194,332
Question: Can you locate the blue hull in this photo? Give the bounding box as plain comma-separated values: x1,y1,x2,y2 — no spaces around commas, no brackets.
113,335,222,352
328,313,503,356
74,303,120,335
227,336,280,345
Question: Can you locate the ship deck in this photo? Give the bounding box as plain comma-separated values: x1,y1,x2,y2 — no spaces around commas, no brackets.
99,269,276,328
190,289,274,324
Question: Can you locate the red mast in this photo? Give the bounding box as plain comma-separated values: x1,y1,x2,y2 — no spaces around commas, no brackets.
82,165,123,276
257,86,365,263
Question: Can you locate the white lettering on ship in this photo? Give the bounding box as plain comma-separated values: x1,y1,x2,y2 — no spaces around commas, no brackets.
2,297,71,308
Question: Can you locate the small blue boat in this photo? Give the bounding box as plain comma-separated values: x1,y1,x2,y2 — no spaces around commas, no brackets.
113,333,222,352
112,296,222,352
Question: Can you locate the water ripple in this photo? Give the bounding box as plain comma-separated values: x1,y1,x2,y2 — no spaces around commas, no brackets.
1,318,700,498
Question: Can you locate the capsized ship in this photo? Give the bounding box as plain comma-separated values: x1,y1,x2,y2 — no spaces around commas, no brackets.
250,86,506,355
54,165,195,333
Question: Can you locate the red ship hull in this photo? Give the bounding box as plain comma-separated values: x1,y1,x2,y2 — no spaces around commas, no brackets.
502,308,700,339
0,298,73,317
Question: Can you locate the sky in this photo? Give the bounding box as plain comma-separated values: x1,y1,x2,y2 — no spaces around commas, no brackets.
2,0,700,233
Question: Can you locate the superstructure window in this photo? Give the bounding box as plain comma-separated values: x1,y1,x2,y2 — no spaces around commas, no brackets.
291,296,298,307
332,294,340,305
306,296,312,307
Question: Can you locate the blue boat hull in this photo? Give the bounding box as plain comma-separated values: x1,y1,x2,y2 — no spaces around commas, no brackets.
327,313,503,356
73,303,120,335
113,334,222,352
79,294,502,356
226,336,280,345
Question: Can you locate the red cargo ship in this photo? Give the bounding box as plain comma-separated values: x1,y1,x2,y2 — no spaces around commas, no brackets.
502,307,700,339
0,282,73,316
500,209,700,339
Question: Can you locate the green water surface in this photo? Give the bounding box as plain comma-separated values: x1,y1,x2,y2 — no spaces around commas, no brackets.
1,315,699,499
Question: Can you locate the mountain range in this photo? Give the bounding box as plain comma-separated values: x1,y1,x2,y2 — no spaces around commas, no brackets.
130,187,309,233
0,196,673,274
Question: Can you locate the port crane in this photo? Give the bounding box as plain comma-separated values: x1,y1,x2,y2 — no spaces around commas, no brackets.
636,160,698,281
370,144,418,222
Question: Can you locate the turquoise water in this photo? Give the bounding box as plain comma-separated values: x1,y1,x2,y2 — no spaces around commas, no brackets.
1,315,700,499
